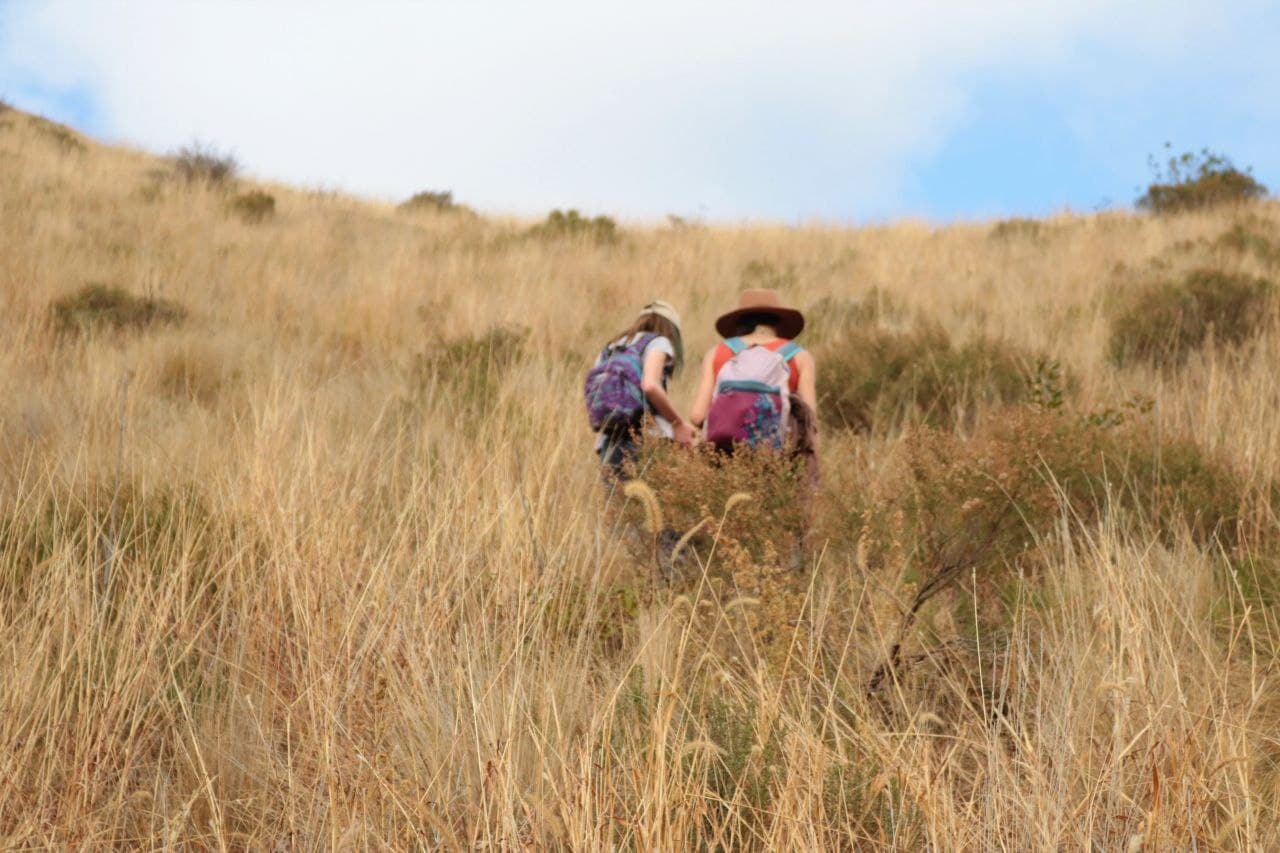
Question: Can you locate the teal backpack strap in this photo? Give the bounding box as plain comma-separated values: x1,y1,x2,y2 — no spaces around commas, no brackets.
724,337,748,355
778,342,802,362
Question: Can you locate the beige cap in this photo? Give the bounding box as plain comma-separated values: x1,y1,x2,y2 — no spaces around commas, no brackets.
639,299,682,337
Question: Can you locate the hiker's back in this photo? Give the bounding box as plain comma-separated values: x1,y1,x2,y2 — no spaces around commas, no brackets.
704,337,801,451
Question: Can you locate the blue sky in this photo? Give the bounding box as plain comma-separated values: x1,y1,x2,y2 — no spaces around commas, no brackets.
2,1,1277,224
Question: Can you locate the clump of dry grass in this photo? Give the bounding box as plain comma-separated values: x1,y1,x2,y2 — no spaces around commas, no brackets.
2,109,1280,847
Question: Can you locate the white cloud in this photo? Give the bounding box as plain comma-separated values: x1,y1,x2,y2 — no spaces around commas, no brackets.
0,0,1266,220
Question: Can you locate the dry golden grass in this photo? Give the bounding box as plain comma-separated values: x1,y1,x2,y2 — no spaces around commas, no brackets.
3,107,1280,848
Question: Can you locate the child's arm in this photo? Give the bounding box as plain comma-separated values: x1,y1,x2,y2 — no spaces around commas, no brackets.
640,349,695,447
794,349,818,412
793,349,819,451
689,348,717,428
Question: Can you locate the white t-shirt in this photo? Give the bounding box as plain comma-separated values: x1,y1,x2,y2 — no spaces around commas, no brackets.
593,333,676,449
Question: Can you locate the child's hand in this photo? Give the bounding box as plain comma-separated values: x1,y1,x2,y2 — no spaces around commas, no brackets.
674,421,696,448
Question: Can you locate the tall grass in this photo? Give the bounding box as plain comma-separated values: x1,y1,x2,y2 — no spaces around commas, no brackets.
2,109,1280,847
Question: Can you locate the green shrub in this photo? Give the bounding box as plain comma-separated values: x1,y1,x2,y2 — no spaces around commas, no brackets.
1137,147,1267,214
49,284,187,337
397,190,470,214
409,325,527,411
528,209,619,244
1108,268,1273,367
816,320,1042,433
989,218,1045,241
229,190,275,223
696,695,784,818
172,141,239,187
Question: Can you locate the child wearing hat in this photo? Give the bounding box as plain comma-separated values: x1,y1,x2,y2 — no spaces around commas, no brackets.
690,289,818,449
588,300,695,482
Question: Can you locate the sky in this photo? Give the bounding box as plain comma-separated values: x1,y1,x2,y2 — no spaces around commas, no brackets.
1,0,1277,224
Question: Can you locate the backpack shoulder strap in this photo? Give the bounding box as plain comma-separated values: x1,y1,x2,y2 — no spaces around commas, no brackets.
724,337,748,355
628,332,658,354
778,341,802,363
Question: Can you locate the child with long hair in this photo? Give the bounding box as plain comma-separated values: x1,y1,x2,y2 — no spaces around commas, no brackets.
587,300,695,482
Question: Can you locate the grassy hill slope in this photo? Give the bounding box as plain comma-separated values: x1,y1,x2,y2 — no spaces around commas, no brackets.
3,107,1280,847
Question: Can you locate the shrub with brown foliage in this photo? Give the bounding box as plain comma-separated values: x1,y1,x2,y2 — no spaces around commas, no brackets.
49,284,187,337
1137,147,1267,214
630,442,812,565
1108,268,1274,367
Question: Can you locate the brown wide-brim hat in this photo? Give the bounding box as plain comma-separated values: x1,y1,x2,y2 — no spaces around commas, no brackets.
715,289,805,339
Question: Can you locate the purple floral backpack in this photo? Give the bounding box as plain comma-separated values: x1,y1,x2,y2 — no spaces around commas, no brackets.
705,338,802,451
584,333,657,434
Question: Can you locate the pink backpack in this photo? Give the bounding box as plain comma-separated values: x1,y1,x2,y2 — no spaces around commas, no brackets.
705,338,802,451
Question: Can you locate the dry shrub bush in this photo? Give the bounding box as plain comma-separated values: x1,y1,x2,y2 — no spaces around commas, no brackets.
409,325,527,413
229,190,275,223
49,284,187,338
528,209,619,244
620,444,822,675
816,317,1047,433
1108,268,1274,367
1137,147,1268,214
172,141,238,187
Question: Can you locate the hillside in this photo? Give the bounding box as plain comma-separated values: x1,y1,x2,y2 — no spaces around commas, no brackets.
3,108,1280,847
